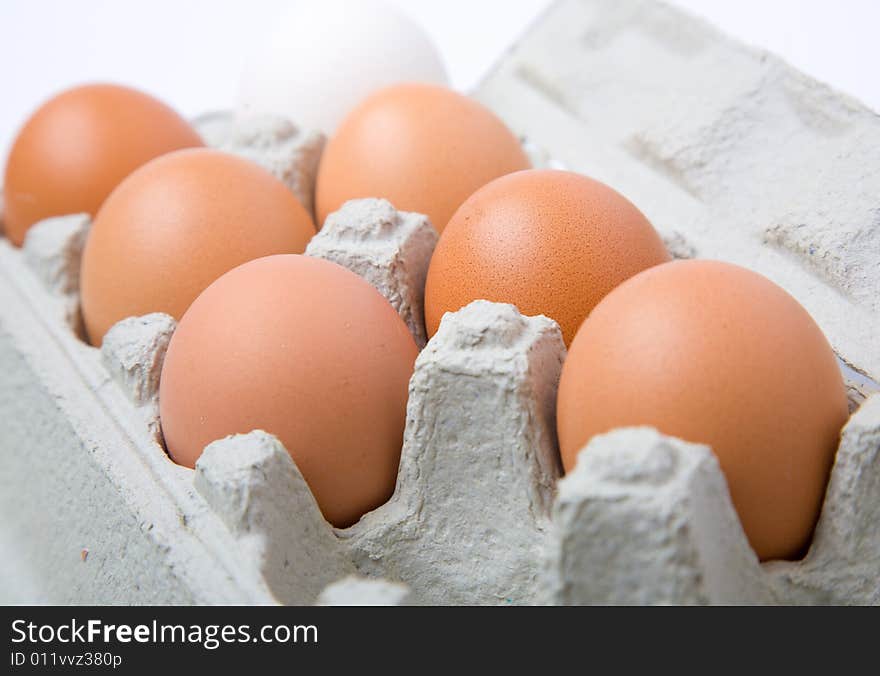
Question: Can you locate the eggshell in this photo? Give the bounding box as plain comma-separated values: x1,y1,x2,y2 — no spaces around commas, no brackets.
80,148,315,345
159,254,418,528
556,259,849,561
3,83,202,246
315,83,530,231
424,169,670,346
238,0,448,134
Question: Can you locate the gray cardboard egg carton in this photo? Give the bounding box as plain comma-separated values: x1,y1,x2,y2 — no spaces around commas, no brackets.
1,0,879,605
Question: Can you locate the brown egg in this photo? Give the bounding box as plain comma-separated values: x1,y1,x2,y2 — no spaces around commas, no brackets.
424,169,670,346
3,83,203,246
159,254,418,527
557,259,849,561
80,148,315,345
315,83,530,231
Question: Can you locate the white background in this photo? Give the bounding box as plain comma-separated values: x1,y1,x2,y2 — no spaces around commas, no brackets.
1,0,879,161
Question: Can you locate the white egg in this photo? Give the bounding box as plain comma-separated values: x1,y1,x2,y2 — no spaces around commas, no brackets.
237,0,448,134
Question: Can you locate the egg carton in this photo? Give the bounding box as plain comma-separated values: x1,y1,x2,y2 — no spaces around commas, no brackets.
1,0,879,605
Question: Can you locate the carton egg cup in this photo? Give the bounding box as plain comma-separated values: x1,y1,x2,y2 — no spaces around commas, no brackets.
1,0,878,605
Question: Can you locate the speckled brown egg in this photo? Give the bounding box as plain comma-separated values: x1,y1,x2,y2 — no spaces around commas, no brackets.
424,169,670,346
3,83,203,246
314,82,530,231
557,259,849,561
159,254,418,528
80,148,315,345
